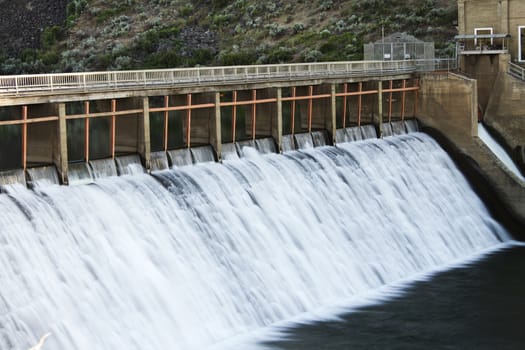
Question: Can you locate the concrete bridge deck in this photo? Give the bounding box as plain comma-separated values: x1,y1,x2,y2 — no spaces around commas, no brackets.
0,59,455,104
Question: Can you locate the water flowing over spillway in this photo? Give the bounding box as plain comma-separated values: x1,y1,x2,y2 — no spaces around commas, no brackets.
0,133,508,350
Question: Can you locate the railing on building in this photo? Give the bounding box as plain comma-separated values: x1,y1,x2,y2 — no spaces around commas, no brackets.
509,62,525,81
0,59,456,97
455,33,510,55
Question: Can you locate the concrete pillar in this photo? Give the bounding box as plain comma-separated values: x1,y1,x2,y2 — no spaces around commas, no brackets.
378,81,383,138
501,0,509,34
57,103,69,184
141,97,151,170
458,0,466,35
276,87,283,152
330,84,337,144
470,78,478,137
214,92,222,161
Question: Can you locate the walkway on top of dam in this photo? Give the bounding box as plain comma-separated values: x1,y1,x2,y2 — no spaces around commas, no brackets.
0,59,455,103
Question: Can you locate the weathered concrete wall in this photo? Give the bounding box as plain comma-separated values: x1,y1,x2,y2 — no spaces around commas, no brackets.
459,54,500,112
418,71,525,238
418,72,478,138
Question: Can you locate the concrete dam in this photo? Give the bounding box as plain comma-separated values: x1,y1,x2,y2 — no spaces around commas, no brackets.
0,60,523,349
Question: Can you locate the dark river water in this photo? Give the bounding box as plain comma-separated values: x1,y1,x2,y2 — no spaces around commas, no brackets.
262,243,525,350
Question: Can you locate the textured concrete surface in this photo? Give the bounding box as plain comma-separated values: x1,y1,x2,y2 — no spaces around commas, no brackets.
418,71,525,239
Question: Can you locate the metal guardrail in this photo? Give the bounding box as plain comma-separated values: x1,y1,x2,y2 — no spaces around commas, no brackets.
509,62,525,81
0,59,456,97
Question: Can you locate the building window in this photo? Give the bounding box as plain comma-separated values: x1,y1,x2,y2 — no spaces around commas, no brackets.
474,27,493,48
518,26,525,62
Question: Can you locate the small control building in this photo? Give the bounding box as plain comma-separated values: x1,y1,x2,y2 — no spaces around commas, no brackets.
364,32,435,61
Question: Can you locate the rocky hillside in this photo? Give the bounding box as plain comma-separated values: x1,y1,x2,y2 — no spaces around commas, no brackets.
0,0,68,57
0,0,457,74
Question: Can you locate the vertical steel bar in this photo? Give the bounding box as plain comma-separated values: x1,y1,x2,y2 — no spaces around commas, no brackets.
163,96,169,151
357,82,362,127
414,79,419,117
186,94,192,148
111,99,116,159
388,80,393,122
276,88,283,152
401,80,406,120
22,106,27,171
84,101,90,162
342,83,348,129
378,81,383,138
251,89,257,140
291,87,296,135
308,85,313,133
232,91,237,143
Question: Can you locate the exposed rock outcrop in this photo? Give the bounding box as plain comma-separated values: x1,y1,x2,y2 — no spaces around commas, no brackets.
0,0,68,56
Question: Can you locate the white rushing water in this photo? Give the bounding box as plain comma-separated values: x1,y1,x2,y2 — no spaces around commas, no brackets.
477,123,525,182
0,133,508,350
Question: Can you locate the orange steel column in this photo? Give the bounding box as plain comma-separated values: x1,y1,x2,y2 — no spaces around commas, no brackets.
357,82,362,126
388,80,393,122
401,80,406,120
251,90,257,140
308,86,313,132
84,101,90,162
110,99,116,159
291,87,296,135
232,91,237,143
414,79,419,117
163,96,169,151
342,84,348,129
186,94,192,148
21,106,28,171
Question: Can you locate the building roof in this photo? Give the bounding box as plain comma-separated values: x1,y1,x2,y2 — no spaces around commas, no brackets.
455,33,511,40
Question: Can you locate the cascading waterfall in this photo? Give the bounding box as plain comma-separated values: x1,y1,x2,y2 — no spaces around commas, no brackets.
0,133,507,350
26,166,60,188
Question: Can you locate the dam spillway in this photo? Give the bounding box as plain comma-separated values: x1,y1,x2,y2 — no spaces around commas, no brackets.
0,132,508,350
